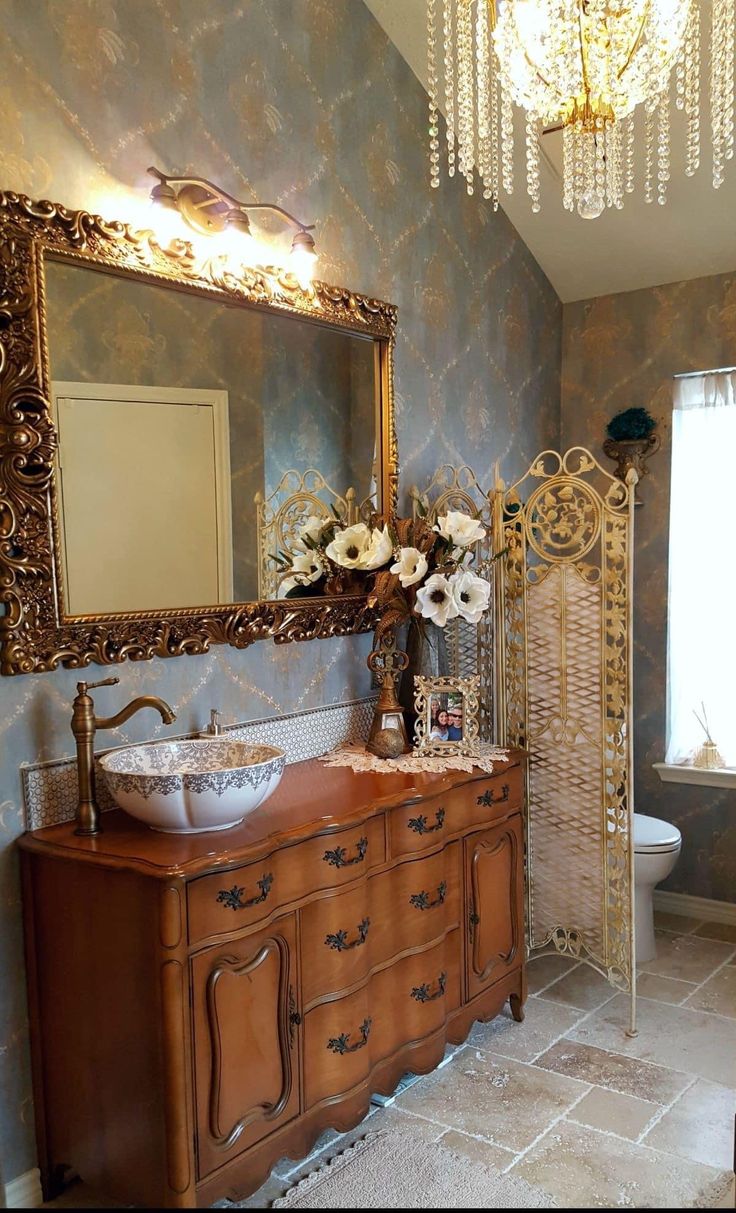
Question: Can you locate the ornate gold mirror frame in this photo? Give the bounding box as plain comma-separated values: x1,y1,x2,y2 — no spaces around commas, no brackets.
0,191,398,675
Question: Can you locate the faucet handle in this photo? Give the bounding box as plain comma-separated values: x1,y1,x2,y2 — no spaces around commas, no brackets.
76,676,120,696
209,708,222,736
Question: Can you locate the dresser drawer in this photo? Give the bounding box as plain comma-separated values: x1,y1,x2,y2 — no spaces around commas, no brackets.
188,816,385,945
303,930,461,1109
389,767,522,858
300,844,461,1008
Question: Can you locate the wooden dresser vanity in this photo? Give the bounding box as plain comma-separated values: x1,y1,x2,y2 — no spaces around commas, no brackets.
20,753,526,1208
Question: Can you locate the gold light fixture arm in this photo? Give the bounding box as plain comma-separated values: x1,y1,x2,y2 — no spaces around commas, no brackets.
147,166,315,237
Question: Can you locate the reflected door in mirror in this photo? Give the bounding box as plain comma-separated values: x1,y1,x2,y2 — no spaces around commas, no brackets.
53,383,233,614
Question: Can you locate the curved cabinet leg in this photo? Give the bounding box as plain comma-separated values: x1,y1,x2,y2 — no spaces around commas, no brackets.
509,992,525,1022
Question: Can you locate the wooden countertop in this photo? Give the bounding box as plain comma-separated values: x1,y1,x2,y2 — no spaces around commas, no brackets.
18,751,524,880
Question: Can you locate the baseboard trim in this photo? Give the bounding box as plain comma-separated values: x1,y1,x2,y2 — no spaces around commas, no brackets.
654,890,736,925
3,1166,42,1209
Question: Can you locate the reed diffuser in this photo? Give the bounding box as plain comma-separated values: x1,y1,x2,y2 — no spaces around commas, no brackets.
692,703,724,770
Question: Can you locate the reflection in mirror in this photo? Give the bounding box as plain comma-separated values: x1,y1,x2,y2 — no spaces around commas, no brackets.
44,257,380,616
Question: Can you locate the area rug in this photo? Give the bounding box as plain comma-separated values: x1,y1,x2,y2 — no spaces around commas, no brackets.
270,1130,556,1208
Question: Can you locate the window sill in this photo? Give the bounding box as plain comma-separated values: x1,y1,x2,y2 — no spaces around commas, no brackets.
653,762,736,790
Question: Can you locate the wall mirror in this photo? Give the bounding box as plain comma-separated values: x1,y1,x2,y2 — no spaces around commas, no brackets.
0,191,398,675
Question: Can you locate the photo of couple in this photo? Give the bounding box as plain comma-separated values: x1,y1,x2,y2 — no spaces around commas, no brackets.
429,692,464,742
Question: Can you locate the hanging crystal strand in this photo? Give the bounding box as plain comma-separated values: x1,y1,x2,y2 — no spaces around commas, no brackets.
684,1,700,176
594,118,606,205
657,89,670,205
623,112,636,194
442,0,456,178
584,125,596,205
644,97,657,203
722,0,735,164
475,0,493,200
562,123,574,210
490,51,500,208
525,110,541,212
456,0,475,193
573,119,585,212
606,121,623,209
712,0,726,187
501,84,514,194
427,0,440,189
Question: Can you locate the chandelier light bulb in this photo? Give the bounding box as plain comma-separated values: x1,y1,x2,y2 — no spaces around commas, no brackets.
425,0,736,218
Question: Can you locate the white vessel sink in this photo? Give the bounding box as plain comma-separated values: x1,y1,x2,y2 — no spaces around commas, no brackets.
100,739,285,834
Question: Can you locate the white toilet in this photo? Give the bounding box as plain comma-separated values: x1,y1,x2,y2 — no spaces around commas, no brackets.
634,813,682,964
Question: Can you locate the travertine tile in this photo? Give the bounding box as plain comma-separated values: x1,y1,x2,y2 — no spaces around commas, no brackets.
693,922,736,944
654,911,702,935
684,964,736,1018
639,931,736,984
467,994,583,1062
635,972,698,1006
643,1078,736,1170
568,1086,660,1140
511,1119,733,1210
394,1050,590,1153
534,1039,691,1104
439,1128,519,1170
570,993,736,1086
527,953,579,994
539,963,618,1011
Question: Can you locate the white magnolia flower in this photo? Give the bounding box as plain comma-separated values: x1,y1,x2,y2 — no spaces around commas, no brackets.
325,522,372,569
415,573,459,628
280,550,325,595
449,569,491,624
295,514,327,550
361,525,393,570
433,510,485,548
390,546,429,588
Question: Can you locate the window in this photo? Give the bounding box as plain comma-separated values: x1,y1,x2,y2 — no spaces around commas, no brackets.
666,369,736,768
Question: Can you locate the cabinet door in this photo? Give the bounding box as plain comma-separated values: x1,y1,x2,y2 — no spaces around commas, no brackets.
192,916,299,1179
465,815,523,1001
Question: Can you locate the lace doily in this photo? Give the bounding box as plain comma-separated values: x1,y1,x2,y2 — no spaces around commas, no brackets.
319,742,510,776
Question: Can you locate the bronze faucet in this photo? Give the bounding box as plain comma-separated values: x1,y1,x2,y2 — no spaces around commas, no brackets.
71,676,177,836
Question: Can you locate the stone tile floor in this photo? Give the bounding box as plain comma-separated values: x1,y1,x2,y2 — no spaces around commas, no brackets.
45,911,736,1209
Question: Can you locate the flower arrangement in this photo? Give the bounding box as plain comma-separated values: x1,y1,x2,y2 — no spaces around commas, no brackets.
275,508,493,641
606,407,657,442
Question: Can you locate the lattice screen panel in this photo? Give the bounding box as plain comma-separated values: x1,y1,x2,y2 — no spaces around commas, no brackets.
500,449,635,992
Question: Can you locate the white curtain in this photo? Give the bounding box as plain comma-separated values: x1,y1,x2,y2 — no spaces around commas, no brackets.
666,370,736,767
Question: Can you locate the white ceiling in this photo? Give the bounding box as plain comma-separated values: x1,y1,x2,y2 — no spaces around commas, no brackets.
364,0,736,302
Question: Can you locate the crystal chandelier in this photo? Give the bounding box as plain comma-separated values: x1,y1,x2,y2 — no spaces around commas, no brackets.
426,1,735,218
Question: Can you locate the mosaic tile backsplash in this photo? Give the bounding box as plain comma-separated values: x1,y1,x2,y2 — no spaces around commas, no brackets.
0,0,561,1182
562,270,736,906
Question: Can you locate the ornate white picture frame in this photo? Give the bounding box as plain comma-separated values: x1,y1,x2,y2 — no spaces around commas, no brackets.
413,675,481,758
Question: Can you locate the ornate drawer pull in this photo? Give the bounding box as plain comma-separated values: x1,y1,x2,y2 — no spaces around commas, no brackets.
288,985,301,1047
468,909,480,939
411,971,447,1003
407,808,446,835
216,873,273,911
323,836,368,868
325,917,371,951
477,785,510,807
327,1017,372,1054
409,881,447,911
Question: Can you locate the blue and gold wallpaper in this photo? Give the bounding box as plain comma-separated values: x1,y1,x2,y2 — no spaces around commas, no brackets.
562,271,736,907
0,0,560,1183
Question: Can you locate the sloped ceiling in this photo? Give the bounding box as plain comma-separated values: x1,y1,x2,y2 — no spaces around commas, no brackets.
364,0,736,302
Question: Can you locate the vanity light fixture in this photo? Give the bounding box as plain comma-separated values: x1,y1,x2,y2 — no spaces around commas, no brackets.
147,166,318,287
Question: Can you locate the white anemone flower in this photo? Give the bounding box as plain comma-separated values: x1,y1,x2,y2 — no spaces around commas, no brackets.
433,510,485,548
295,514,327,550
449,569,491,624
390,546,429,588
280,550,325,595
360,525,394,570
415,573,459,628
325,522,372,569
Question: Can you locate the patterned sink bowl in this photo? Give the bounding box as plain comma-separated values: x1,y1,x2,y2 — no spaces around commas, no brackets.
99,739,286,834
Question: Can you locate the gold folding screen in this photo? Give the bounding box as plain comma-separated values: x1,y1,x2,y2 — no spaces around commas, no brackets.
499,449,636,1008
413,450,637,1027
